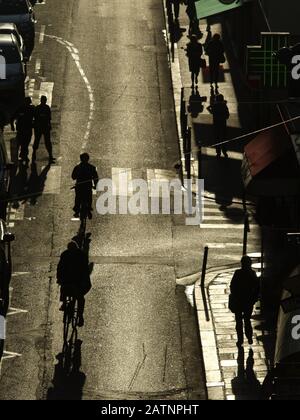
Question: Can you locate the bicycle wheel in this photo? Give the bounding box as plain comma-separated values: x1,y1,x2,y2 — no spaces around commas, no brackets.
71,298,79,330
63,297,75,343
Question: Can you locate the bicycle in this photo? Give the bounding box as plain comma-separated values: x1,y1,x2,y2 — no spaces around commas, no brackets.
62,295,79,373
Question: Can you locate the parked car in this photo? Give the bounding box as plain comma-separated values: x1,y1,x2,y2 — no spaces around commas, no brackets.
0,130,12,221
0,34,26,98
0,23,27,61
0,0,35,59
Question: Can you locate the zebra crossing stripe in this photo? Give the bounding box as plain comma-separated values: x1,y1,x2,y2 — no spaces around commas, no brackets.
199,224,258,229
39,82,54,106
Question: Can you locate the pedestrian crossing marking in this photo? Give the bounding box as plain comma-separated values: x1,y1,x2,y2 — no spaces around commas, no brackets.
39,25,46,44
39,82,54,107
35,58,41,74
7,307,28,316
199,223,258,229
2,351,22,360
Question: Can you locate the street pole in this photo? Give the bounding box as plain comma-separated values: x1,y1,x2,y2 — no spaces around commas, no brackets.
201,246,209,288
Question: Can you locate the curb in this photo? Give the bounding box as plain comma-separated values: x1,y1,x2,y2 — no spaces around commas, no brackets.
161,0,226,400
194,268,237,400
162,0,196,181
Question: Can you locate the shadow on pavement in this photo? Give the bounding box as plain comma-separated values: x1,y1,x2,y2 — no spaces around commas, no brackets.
10,162,51,208
175,284,207,400
47,339,86,400
231,348,263,400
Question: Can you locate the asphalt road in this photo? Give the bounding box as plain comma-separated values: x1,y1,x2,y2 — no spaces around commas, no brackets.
0,0,206,400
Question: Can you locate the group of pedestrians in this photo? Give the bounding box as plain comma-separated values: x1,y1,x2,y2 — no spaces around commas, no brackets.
11,95,55,165
185,28,229,157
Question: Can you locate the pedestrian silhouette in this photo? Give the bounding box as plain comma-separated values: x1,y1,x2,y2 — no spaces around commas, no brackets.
185,0,201,38
229,256,260,347
186,35,203,87
72,153,99,219
11,97,35,163
207,93,230,158
32,96,55,164
57,241,92,328
205,33,225,87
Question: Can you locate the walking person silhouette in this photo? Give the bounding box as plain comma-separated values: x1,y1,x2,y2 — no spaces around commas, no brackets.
229,256,260,347
205,33,225,88
186,34,203,87
32,96,55,164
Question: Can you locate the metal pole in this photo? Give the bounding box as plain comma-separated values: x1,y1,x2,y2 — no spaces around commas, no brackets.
243,213,249,256
197,148,202,180
186,127,191,180
201,246,209,288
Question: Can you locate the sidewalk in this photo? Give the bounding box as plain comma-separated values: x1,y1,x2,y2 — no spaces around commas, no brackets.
195,270,275,400
162,0,275,399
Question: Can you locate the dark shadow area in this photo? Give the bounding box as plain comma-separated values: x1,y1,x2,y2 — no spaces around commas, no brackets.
175,284,207,400
26,162,51,205
10,162,51,208
10,162,28,209
201,154,244,205
255,322,277,371
231,348,263,400
47,339,86,400
0,339,3,361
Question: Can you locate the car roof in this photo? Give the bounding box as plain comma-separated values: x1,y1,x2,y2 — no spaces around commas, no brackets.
0,33,19,46
0,23,18,31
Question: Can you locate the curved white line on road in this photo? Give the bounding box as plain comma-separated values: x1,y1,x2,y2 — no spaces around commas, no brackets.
42,34,95,151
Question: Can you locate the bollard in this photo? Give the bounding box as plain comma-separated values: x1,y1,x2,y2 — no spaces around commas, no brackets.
200,246,209,288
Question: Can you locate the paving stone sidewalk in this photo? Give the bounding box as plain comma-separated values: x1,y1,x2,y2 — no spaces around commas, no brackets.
196,270,274,400
162,1,275,399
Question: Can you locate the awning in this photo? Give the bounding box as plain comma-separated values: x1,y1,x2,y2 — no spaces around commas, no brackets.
195,0,251,20
244,127,291,179
241,125,300,195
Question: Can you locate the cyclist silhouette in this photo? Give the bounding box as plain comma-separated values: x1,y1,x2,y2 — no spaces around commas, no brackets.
57,241,91,327
72,153,99,219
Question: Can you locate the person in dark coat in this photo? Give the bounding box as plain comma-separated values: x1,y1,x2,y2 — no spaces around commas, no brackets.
186,35,203,87
230,256,260,347
11,97,35,163
207,94,230,157
186,0,201,38
205,33,225,87
72,153,99,219
32,96,55,164
57,241,91,327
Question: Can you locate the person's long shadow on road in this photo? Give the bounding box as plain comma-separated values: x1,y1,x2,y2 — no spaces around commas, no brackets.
10,162,29,209
47,339,86,400
231,348,262,400
26,162,51,205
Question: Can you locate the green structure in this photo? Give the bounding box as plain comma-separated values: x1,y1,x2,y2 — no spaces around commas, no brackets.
247,33,289,88
195,0,249,19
